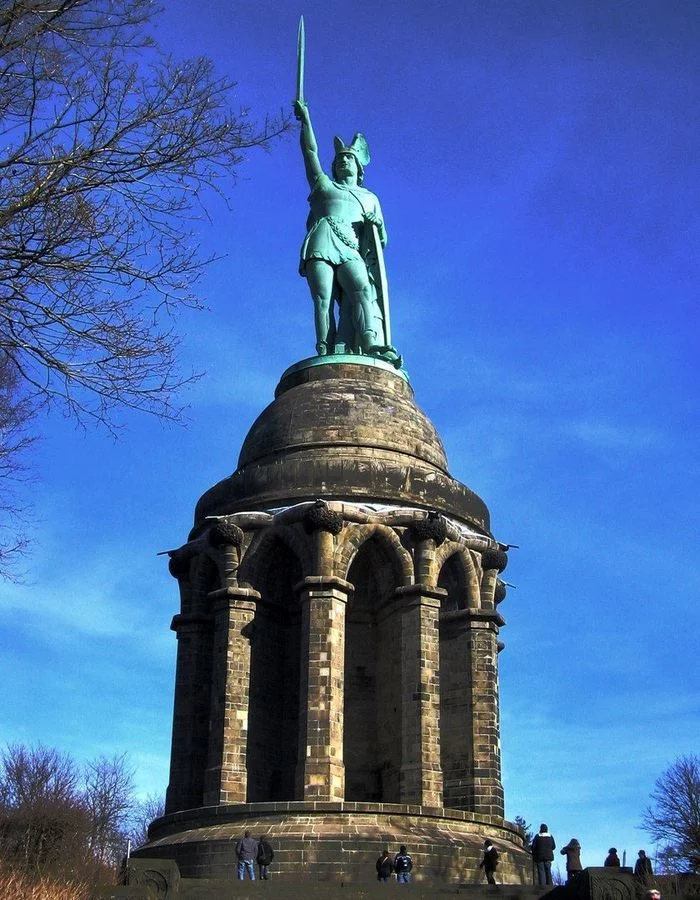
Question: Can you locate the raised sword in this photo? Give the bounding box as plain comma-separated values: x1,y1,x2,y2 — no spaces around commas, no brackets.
296,15,305,104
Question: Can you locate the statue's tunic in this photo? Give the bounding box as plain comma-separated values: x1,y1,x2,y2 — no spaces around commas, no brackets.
299,174,383,274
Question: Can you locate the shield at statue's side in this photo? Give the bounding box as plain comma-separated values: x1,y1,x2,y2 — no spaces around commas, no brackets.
366,223,391,347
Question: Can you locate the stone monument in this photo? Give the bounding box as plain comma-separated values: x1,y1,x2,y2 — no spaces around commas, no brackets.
133,20,530,885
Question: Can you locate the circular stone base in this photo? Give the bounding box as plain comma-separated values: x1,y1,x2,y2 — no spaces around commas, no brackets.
134,802,531,884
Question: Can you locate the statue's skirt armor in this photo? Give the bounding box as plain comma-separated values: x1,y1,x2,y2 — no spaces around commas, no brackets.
299,215,361,274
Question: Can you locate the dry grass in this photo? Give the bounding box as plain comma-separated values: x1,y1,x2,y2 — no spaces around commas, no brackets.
0,867,91,900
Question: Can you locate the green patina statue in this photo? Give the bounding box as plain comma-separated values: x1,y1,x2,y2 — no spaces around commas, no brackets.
294,20,401,367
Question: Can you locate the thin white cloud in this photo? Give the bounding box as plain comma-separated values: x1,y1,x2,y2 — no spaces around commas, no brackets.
563,419,663,453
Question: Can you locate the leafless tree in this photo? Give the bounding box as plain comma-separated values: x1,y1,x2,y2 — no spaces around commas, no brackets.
0,743,89,876
0,0,288,576
83,754,134,867
0,743,161,879
0,351,34,577
642,754,700,874
128,791,164,850
0,0,287,426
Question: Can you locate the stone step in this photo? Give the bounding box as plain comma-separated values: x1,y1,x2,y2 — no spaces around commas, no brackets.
175,879,557,900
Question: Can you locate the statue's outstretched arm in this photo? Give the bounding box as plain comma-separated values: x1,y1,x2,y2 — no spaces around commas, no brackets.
294,100,323,187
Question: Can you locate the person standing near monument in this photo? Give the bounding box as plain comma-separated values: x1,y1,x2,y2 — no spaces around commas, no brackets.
604,848,621,867
376,849,394,882
257,834,274,880
560,837,583,882
393,845,413,883
235,829,258,880
479,839,500,884
293,98,400,366
634,850,654,886
531,823,556,886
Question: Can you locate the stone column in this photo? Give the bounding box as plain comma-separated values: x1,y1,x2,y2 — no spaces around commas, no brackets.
479,547,509,609
440,608,505,816
203,585,260,806
295,575,350,801
165,610,212,813
393,584,445,807
468,610,504,816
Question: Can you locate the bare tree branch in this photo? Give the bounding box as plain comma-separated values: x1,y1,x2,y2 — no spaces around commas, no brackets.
0,0,290,577
641,754,700,874
0,742,164,879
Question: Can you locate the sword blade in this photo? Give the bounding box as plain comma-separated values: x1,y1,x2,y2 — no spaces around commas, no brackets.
296,15,305,103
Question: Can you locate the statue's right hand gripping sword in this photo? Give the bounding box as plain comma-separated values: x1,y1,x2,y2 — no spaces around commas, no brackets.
296,15,305,105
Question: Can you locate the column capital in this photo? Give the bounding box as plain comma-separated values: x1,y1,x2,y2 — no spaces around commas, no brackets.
439,607,506,628
295,575,353,599
394,584,447,605
170,612,212,633
207,585,260,613
380,584,445,620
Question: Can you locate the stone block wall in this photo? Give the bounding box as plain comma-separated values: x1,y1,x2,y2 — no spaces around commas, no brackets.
138,803,530,884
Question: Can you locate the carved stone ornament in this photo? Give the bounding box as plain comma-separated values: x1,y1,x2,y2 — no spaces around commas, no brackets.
167,550,191,579
494,579,507,604
409,512,447,545
302,499,344,535
127,857,180,898
481,547,508,573
208,520,244,548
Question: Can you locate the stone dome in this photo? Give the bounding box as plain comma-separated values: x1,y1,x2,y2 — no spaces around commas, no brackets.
193,358,491,535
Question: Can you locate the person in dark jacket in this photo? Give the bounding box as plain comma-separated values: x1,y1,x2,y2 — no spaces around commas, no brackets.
376,849,394,882
531,823,556,886
257,835,274,880
236,830,259,880
605,848,621,867
634,850,654,886
479,839,500,885
394,845,413,884
561,838,582,882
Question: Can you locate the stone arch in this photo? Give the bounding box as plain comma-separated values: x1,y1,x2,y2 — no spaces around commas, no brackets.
337,524,409,804
238,524,312,591
434,542,480,609
434,543,480,812
237,525,306,803
334,522,413,587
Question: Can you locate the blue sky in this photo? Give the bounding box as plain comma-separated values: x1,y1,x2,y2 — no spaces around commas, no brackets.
1,0,698,877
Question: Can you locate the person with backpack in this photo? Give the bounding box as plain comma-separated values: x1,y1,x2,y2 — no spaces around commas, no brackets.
394,845,413,883
257,834,274,880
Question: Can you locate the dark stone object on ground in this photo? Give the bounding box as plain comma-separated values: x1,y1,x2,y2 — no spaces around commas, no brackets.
570,867,636,900
126,857,181,898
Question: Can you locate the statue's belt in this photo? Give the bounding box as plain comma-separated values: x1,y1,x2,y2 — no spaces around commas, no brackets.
325,216,360,251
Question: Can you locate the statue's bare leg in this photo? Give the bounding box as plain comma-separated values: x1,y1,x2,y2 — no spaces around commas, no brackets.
305,260,336,355
337,260,380,351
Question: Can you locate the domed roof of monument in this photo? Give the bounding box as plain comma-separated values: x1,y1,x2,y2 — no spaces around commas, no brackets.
194,358,491,536
238,359,448,471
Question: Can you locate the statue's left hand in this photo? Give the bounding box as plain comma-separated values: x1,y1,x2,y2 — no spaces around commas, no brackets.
364,211,383,228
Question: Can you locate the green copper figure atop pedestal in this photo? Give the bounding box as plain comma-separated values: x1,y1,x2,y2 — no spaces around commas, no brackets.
294,18,401,367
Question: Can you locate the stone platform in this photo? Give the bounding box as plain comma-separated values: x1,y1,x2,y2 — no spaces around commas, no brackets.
105,866,658,900
163,884,554,900
133,802,530,884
